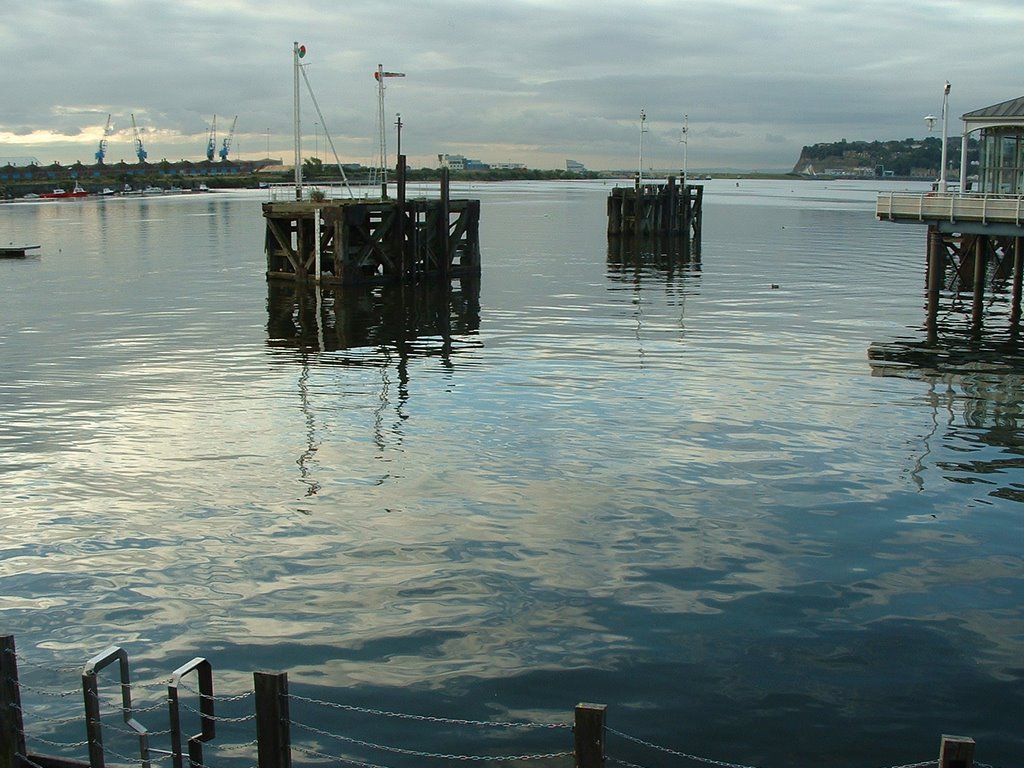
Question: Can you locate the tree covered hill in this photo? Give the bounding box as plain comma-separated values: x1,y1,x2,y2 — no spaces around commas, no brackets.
792,136,974,178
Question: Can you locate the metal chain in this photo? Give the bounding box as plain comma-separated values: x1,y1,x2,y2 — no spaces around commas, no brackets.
14,680,81,699
291,718,572,762
288,692,571,729
25,732,92,749
7,648,83,675
608,757,653,768
292,742,395,768
12,703,83,727
608,727,761,768
102,744,173,766
213,739,259,752
178,698,257,723
177,681,256,703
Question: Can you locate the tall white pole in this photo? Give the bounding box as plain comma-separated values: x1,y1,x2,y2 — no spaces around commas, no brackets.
377,64,387,198
638,109,646,187
681,114,688,183
293,42,303,200
939,80,950,193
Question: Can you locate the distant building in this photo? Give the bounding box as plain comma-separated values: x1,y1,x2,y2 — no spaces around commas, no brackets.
566,159,586,173
961,96,1024,194
439,153,523,171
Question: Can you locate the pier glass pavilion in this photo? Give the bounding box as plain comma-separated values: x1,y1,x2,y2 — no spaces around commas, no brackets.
876,96,1024,337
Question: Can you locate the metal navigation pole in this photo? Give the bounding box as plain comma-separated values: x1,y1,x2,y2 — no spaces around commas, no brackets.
374,65,406,198
638,109,647,187
293,42,306,200
680,114,688,183
939,80,951,193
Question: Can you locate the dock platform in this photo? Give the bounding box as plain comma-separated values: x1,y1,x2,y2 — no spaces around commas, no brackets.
264,165,480,285
1,244,40,259
876,191,1024,335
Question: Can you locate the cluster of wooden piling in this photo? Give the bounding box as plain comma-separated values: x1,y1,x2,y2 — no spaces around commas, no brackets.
926,228,1024,339
264,162,480,285
607,177,703,243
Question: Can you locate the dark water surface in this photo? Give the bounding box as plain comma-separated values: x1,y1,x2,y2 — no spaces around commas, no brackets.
1,180,1021,767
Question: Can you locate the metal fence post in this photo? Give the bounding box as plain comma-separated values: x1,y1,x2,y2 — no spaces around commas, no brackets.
254,672,291,768
1,635,27,768
939,735,975,768
574,702,607,768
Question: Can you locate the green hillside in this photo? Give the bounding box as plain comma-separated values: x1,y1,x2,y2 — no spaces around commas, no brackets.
792,136,975,178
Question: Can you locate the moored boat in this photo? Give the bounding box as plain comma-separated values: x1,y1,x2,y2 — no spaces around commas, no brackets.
40,183,88,199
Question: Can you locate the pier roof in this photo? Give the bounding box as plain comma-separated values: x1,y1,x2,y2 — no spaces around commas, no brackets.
962,96,1024,122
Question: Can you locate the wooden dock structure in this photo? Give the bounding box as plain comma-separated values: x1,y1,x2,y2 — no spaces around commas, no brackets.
264,163,480,285
876,191,1024,337
607,177,703,247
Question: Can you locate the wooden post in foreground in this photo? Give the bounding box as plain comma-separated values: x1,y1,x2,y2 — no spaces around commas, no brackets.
574,702,607,768
939,735,975,768
1,636,27,768
254,672,291,768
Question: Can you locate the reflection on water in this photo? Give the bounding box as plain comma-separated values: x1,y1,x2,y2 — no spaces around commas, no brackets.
869,329,1024,502
266,279,482,357
266,279,483,499
1,182,1022,767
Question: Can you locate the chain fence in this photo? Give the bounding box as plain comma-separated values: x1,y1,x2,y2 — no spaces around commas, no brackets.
2,639,1009,768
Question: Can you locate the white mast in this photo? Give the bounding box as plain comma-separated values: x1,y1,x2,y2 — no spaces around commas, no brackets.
680,114,688,183
638,109,647,187
939,80,950,193
293,42,305,200
377,64,387,197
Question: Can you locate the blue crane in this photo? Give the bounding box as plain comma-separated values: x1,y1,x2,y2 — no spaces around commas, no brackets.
95,114,113,164
131,113,147,163
218,116,238,161
206,115,217,162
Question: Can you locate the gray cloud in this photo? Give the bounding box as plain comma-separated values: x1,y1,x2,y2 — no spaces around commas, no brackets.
3,0,1022,170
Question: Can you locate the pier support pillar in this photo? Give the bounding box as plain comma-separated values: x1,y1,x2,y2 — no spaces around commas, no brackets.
972,234,986,329
1011,236,1023,328
926,226,944,344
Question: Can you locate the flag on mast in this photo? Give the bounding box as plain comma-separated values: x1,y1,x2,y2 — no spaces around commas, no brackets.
374,70,405,80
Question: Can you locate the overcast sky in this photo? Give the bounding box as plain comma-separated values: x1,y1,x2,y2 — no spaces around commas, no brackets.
2,0,1022,172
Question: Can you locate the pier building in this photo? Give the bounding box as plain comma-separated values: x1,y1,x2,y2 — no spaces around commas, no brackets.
875,95,1024,336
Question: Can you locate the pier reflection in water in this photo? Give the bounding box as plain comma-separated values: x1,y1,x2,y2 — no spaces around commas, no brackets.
869,328,1024,501
266,279,481,357
266,279,482,497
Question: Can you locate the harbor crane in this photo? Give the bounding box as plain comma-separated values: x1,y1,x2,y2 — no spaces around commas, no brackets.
94,114,114,164
206,115,217,162
218,115,238,161
130,113,147,163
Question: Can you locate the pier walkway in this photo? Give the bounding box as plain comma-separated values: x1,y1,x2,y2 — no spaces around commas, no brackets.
876,191,1024,234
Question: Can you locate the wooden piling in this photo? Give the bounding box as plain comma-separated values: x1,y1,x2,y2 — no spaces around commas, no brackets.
254,672,291,768
264,168,478,286
607,180,702,245
1011,236,1023,326
972,234,986,328
939,735,975,768
1,636,26,768
574,703,607,768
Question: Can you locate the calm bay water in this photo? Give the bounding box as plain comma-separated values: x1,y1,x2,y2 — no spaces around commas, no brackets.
1,180,1021,767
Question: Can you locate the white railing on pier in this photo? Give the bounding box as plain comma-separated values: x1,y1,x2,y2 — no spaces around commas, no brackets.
265,182,381,202
876,191,1024,227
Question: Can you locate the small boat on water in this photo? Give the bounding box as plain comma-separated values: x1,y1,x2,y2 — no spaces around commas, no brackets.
40,183,88,199
142,186,163,195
